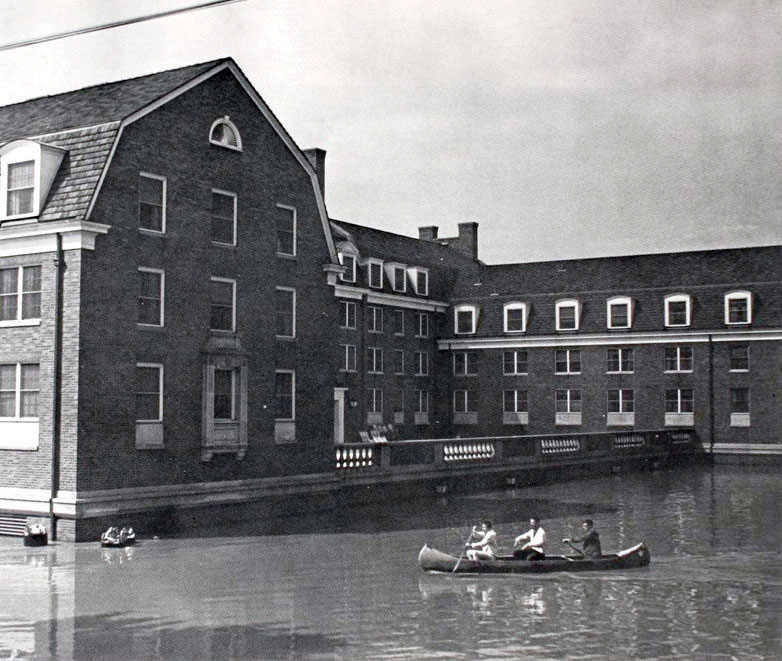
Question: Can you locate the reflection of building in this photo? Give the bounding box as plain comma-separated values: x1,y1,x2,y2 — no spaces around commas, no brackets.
0,59,780,540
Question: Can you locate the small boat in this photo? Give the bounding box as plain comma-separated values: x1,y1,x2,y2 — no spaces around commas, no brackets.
418,542,650,574
23,524,48,547
100,526,136,548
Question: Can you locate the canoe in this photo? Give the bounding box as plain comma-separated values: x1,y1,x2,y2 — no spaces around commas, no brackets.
418,542,650,574
100,526,136,548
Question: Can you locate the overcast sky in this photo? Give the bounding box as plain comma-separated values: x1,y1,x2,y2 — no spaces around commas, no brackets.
1,0,781,263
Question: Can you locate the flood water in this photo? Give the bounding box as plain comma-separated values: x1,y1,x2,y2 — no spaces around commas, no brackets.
2,464,781,661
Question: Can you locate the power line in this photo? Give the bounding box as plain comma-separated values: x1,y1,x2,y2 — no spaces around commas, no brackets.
0,0,249,52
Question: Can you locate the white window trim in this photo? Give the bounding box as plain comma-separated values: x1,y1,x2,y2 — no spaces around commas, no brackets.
340,344,357,372
555,349,581,375
211,189,237,247
409,267,429,296
276,203,297,257
664,346,694,373
606,347,633,374
503,389,528,413
367,346,384,374
338,252,357,282
664,293,691,327
607,388,634,413
210,276,237,332
555,389,582,413
555,299,581,331
666,388,694,414
393,309,405,336
136,363,164,422
368,388,383,414
209,116,243,151
607,296,632,329
340,300,357,329
394,349,405,375
724,290,752,325
367,259,384,289
275,369,296,421
139,172,167,234
454,304,478,335
0,265,41,323
503,302,527,333
0,363,39,421
453,390,475,414
503,350,528,375
386,262,407,293
138,267,165,327
275,286,296,338
416,389,429,414
368,305,383,333
415,351,429,376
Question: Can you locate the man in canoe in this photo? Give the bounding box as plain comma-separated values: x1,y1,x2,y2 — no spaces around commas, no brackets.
465,519,497,561
563,519,602,559
513,516,546,560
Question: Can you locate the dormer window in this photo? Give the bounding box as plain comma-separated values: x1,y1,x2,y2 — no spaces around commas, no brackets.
504,302,527,333
339,253,357,282
454,304,478,334
607,296,632,329
387,264,407,293
664,294,691,327
209,116,242,151
725,291,752,325
408,267,429,296
1,139,66,221
555,299,580,331
367,260,383,289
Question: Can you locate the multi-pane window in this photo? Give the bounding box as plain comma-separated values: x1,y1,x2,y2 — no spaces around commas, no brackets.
607,348,633,373
415,351,429,376
608,389,634,413
392,309,405,336
664,294,691,327
368,306,383,333
0,265,41,321
0,364,39,418
209,118,242,150
339,253,356,282
725,291,752,325
368,388,383,414
138,173,166,232
367,347,384,374
415,312,429,338
135,364,163,421
275,287,296,337
392,265,407,292
453,390,477,413
503,390,528,413
276,205,296,256
138,268,164,326
503,350,528,375
368,261,383,289
393,349,405,375
454,306,477,334
213,368,236,420
730,388,750,414
340,301,357,329
556,300,579,331
607,297,632,329
665,388,694,414
729,345,749,371
211,190,236,245
340,344,357,372
210,277,235,331
504,303,527,333
275,371,295,420
415,389,429,414
453,351,477,375
6,161,35,216
393,389,405,417
664,346,693,372
555,349,581,374
414,269,429,296
555,389,582,413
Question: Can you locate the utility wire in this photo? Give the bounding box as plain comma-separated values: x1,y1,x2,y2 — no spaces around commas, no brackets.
0,0,249,52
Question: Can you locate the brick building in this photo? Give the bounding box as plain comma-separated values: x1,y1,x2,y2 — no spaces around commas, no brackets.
0,59,779,540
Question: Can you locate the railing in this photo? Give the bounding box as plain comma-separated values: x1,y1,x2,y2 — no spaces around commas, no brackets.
334,429,697,472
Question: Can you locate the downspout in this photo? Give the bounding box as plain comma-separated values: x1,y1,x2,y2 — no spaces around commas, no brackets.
49,233,64,540
708,333,715,456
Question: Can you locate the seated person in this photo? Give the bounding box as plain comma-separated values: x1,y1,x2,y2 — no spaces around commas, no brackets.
465,519,497,561
513,516,546,560
563,519,602,559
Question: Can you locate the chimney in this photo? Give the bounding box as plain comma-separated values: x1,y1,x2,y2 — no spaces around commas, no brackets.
418,226,439,241
303,148,326,198
453,222,479,261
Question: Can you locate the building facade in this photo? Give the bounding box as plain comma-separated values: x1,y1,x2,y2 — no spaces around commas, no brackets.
0,59,779,539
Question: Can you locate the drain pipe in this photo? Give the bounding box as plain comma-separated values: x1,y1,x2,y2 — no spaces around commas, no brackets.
49,234,64,541
708,333,715,456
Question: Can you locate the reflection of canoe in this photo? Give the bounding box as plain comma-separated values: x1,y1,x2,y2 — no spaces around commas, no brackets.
100,527,136,548
418,542,650,574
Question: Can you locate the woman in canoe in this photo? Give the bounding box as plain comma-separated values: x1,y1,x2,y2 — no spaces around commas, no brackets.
465,519,497,561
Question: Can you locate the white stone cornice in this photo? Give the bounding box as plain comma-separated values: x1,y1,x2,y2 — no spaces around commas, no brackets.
0,219,110,257
438,328,782,350
333,283,448,312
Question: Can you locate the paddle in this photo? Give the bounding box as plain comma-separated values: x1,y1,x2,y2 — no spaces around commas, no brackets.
563,539,585,558
452,526,476,573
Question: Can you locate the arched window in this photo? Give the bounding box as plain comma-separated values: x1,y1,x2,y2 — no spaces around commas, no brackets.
209,116,242,151
555,299,581,331
606,296,633,329
503,302,527,333
664,293,691,327
454,304,479,335
724,290,752,325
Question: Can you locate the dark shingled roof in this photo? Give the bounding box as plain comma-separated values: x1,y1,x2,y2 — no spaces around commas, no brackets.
0,59,226,142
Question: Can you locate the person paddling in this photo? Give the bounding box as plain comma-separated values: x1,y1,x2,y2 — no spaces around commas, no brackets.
465,519,497,561
563,519,602,559
513,516,546,560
